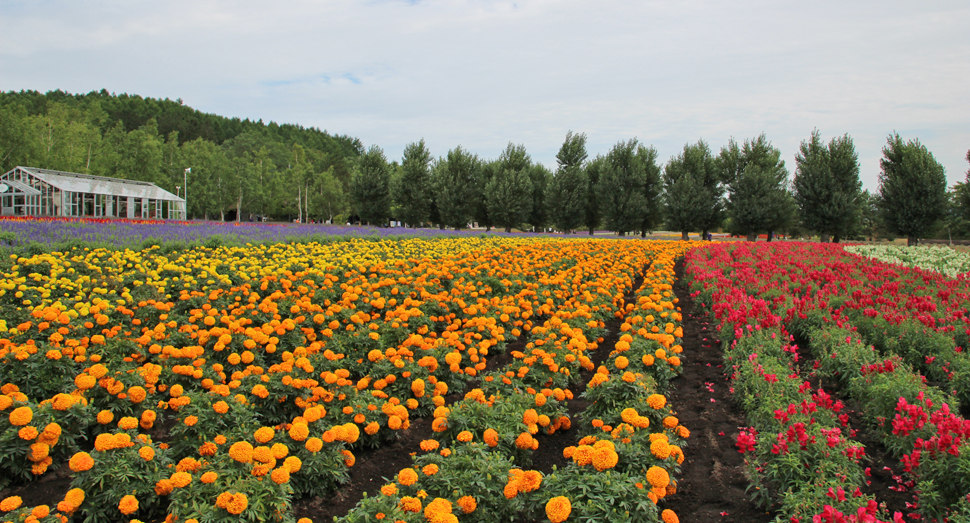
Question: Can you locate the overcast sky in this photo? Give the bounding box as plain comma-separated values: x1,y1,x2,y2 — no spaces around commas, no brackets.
2,0,968,190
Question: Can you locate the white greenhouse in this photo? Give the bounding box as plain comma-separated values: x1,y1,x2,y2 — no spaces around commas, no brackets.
0,166,186,220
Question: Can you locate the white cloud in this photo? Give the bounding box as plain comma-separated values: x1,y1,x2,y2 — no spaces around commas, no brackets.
1,0,968,189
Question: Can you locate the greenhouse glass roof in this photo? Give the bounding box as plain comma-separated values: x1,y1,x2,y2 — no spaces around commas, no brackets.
4,167,182,201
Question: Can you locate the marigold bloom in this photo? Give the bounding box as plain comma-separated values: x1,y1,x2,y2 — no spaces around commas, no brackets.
9,406,32,426
201,471,218,484
545,496,571,523
118,416,139,430
646,466,670,488
118,495,139,515
398,468,418,486
171,471,192,488
457,495,476,514
0,496,22,512
483,428,499,447
97,410,114,425
592,446,619,471
457,430,473,443
213,401,229,414
305,437,323,453
647,394,667,410
651,439,672,460
661,509,680,523
284,456,302,473
515,432,534,450
423,498,453,522
400,496,422,512
422,463,439,476
420,439,440,451
254,426,275,443
341,449,355,467
69,451,94,472
226,492,248,515
139,446,155,461
128,386,147,404
155,478,174,496
229,441,254,463
271,466,290,484
18,426,38,440
380,483,398,496
289,423,309,441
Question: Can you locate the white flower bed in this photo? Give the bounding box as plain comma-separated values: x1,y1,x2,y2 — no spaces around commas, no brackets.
844,244,970,277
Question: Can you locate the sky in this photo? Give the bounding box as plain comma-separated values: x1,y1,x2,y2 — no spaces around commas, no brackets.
1,0,968,191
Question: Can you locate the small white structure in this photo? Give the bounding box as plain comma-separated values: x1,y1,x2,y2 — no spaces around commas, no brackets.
0,166,186,220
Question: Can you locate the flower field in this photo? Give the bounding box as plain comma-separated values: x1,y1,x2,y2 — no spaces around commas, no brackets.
0,232,696,523
686,242,970,522
845,244,970,278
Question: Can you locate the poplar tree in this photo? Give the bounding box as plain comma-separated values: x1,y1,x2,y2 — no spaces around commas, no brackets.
547,131,589,233
394,139,433,227
793,130,862,242
878,133,947,246
663,140,722,240
350,145,391,226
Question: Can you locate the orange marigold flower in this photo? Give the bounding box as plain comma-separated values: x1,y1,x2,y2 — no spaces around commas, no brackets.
420,439,440,452
229,441,254,463
18,426,39,440
213,401,229,414
423,498,453,521
215,491,233,508
518,470,543,493
646,466,670,488
483,428,499,448
592,447,619,471
154,478,174,496
271,466,290,484
284,456,302,473
422,463,439,476
171,471,192,488
139,446,155,461
199,441,217,456
456,431,473,443
201,471,218,484
69,452,94,472
0,496,22,512
289,423,309,441
545,496,572,523
9,406,32,426
254,426,275,443
503,482,518,499
399,496,422,512
97,410,114,425
118,416,139,430
31,505,50,518
661,509,679,523
118,494,139,515
515,432,533,450
341,449,355,467
647,394,667,410
305,437,323,453
253,445,274,463
522,409,539,425
380,483,398,496
226,492,248,515
127,386,147,404
457,495,476,514
398,468,418,486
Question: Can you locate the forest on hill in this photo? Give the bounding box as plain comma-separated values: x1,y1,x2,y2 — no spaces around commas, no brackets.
0,89,362,221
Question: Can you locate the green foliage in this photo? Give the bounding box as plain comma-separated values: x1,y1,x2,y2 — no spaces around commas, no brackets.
394,139,433,227
719,134,795,239
662,140,722,238
878,133,948,245
596,139,661,235
433,146,481,229
486,168,533,233
350,145,392,226
793,130,862,241
547,131,589,233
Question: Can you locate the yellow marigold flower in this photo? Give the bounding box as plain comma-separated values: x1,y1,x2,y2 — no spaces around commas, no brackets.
420,439,440,452
398,468,418,486
305,437,323,453
647,394,667,410
661,509,680,523
9,406,32,426
422,463,439,476
254,426,275,443
229,441,254,463
457,495,476,514
118,416,139,430
171,471,192,488
270,466,290,484
271,443,289,460
0,496,22,512
201,471,218,484
75,374,97,390
169,384,184,397
615,355,629,369
18,426,39,440
380,483,398,496
118,494,139,515
52,393,75,410
399,496,422,512
457,430,473,443
253,446,274,463
545,496,572,523
646,466,670,488
69,451,94,472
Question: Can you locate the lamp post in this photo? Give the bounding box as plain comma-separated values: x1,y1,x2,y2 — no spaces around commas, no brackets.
184,168,191,219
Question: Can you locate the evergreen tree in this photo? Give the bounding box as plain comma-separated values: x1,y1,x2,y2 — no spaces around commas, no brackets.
584,156,605,235
548,132,589,233
663,140,721,240
394,139,433,227
485,168,533,233
793,130,862,242
878,133,948,246
527,164,551,231
719,134,795,241
350,145,392,226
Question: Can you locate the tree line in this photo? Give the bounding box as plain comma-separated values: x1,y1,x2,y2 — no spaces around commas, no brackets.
1,90,967,243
